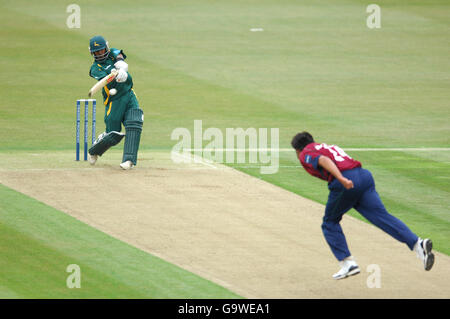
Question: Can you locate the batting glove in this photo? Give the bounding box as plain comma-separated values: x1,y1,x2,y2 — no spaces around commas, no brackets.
114,60,128,72
116,68,128,83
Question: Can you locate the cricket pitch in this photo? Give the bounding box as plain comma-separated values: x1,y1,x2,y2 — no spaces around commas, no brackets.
0,150,449,298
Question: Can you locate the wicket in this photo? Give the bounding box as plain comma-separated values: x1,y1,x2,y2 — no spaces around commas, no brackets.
76,99,96,161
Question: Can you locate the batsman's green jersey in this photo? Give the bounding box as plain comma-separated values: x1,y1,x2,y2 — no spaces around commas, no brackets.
88,47,144,166
89,48,140,133
89,48,132,102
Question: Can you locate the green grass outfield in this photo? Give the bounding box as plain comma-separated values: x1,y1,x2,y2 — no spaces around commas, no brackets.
0,183,241,298
0,0,449,297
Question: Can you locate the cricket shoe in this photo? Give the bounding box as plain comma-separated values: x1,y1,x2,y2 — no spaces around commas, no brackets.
333,257,360,280
88,153,98,165
120,160,134,170
414,238,434,271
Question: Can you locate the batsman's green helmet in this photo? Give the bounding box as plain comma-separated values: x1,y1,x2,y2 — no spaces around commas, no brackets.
89,35,110,62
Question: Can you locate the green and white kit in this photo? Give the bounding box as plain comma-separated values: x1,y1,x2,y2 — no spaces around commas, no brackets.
87,35,143,168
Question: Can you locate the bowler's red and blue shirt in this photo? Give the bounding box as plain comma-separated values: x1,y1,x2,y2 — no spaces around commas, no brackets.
298,143,362,182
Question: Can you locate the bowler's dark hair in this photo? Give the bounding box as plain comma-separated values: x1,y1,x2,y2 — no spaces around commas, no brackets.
291,132,314,151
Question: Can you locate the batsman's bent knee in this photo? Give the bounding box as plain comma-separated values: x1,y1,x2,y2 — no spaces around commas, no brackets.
89,131,125,156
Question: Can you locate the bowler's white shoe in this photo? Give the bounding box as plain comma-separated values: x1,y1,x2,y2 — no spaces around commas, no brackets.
414,238,434,271
88,153,98,165
333,257,360,280
120,160,134,170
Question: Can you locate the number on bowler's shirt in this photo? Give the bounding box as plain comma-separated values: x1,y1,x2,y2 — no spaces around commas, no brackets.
315,144,352,162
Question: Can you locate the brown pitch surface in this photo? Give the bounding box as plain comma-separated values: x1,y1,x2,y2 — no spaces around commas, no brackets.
1,151,448,298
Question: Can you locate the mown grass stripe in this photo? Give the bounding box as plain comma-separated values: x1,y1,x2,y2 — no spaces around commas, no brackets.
0,184,241,298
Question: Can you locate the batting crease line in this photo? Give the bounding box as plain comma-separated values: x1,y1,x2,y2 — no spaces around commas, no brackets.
184,148,450,152
171,151,218,169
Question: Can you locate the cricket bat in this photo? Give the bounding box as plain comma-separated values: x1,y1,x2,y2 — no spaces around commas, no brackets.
88,69,118,97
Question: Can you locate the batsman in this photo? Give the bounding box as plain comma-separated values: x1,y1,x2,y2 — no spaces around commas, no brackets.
87,35,144,170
